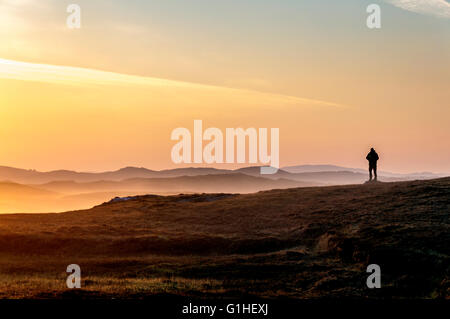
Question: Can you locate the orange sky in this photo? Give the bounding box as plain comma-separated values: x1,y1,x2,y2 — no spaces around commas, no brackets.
0,1,449,173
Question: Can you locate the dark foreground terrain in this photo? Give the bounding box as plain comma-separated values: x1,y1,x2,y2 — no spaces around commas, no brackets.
0,178,448,299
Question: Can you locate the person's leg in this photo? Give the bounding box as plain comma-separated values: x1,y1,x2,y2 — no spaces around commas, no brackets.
369,166,373,181
374,165,377,181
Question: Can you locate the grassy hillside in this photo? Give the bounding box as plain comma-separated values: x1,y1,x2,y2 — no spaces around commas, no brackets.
0,178,448,299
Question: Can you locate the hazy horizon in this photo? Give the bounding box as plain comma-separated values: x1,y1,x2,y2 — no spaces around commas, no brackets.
0,162,448,175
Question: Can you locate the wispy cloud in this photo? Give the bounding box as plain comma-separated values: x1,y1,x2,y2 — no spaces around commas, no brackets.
384,0,450,18
0,58,346,108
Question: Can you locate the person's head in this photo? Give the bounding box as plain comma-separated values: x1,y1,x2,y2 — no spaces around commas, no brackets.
370,148,375,152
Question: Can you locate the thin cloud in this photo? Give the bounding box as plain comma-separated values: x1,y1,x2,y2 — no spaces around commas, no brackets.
0,58,347,108
384,0,450,18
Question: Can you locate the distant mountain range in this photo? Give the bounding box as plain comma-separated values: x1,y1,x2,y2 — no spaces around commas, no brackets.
282,164,443,178
0,173,311,213
0,164,446,213
0,165,444,184
36,173,313,194
0,166,228,184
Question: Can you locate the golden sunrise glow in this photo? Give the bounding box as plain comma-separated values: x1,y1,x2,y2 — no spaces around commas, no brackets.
0,0,449,173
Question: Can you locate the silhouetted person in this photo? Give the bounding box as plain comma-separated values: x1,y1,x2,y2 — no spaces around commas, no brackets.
366,148,379,181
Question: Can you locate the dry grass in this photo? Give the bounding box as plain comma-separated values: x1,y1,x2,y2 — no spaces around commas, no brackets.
0,178,448,299
0,274,224,299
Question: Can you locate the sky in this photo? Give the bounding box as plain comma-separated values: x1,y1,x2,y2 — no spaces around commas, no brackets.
0,0,449,173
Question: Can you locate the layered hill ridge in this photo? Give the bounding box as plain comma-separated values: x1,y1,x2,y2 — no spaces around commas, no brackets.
36,173,313,194
0,164,446,214
0,173,312,213
0,165,443,184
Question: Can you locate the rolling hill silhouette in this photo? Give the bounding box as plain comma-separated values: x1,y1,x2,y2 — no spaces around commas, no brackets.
0,164,446,213
0,173,313,213
36,173,313,194
0,165,442,184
